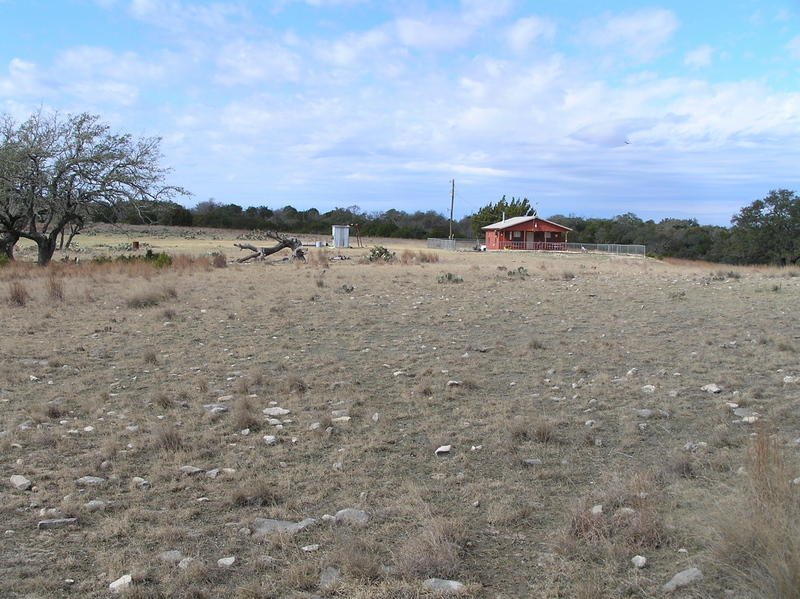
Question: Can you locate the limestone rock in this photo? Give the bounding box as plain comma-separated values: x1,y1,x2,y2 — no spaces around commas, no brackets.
110,574,133,593
10,475,31,490
319,566,340,591
631,555,647,569
253,518,316,536
334,508,368,525
217,556,235,568
423,578,465,594
158,550,184,563
701,384,721,394
179,466,202,475
263,407,290,417
37,518,77,530
75,475,105,486
435,445,452,455
662,567,703,593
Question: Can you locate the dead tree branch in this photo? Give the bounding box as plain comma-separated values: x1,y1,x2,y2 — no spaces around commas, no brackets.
234,232,306,262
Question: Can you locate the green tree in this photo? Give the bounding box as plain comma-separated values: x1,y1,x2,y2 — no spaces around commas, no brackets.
731,189,800,266
0,109,188,265
469,196,535,237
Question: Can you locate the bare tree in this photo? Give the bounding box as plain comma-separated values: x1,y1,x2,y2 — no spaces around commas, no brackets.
0,109,189,265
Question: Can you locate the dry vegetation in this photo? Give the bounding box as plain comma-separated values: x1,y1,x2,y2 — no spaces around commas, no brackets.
1,227,800,598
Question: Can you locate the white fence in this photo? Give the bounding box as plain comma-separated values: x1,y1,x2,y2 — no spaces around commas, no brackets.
427,238,646,256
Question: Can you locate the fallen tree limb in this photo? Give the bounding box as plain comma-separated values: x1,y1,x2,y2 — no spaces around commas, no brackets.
234,233,306,262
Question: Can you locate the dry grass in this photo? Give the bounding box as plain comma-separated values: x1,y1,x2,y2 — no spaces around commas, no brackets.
3,227,800,598
714,431,800,599
7,280,28,306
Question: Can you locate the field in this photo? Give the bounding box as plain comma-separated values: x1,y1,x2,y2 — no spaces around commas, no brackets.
2,226,800,599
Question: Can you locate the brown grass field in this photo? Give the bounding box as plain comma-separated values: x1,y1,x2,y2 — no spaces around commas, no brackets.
2,225,800,598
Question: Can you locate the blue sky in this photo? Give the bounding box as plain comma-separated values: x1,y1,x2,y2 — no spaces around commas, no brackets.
2,0,800,226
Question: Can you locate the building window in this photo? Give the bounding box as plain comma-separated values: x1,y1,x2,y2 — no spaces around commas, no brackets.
512,231,523,241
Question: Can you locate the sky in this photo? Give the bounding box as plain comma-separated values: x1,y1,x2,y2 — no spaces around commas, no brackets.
2,0,800,226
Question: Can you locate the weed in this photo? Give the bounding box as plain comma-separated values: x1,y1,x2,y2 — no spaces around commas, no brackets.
143,349,158,365
153,424,183,452
232,397,262,432
126,282,177,308
714,431,800,598
8,280,28,306
437,272,463,283
151,392,173,409
46,277,64,300
231,478,281,507
212,253,227,268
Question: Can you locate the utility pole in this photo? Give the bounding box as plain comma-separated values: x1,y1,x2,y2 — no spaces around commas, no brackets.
449,179,455,239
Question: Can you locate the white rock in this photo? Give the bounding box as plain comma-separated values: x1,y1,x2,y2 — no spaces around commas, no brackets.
206,469,219,479
131,477,150,489
10,475,31,490
446,380,461,387
701,383,721,393
75,476,105,486
662,567,703,593
435,445,452,455
301,544,319,552
423,578,465,594
109,574,132,593
217,556,235,568
262,407,290,417
334,508,369,525
641,385,656,394
631,555,647,569
590,505,603,516
178,557,195,570
158,550,184,563
783,376,799,384
263,435,277,446
372,413,379,422
179,466,202,475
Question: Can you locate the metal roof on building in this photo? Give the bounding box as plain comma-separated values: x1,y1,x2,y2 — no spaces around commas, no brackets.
481,216,572,231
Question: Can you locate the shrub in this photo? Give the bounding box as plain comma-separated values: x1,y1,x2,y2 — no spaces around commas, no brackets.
212,253,227,268
437,272,463,283
8,281,28,306
46,277,64,301
367,245,395,262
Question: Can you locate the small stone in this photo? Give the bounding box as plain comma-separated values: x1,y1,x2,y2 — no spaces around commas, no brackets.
202,404,228,414
263,435,277,446
178,557,195,570
637,409,654,419
331,416,351,424
206,469,220,479
332,462,343,471
37,517,77,529
522,459,542,467
217,556,235,568
641,385,656,394
110,574,132,593
179,466,202,475
701,384,721,393
334,508,368,525
319,566,340,591
263,407,290,416
301,544,319,552
423,578,465,594
590,505,603,516
435,445,452,455
159,550,184,563
253,518,316,536
84,500,106,511
132,477,150,489
446,380,461,387
662,567,703,593
627,368,639,376
631,555,647,569
372,413,379,422
10,475,31,491
75,476,105,486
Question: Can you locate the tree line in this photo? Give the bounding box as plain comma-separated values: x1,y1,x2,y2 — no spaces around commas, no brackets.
1,109,798,266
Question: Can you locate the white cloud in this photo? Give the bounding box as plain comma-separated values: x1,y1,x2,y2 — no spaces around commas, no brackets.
787,35,800,60
506,16,556,54
215,40,301,84
684,45,713,68
578,8,679,63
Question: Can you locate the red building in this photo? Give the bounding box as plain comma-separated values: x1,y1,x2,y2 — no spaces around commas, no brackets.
482,216,572,251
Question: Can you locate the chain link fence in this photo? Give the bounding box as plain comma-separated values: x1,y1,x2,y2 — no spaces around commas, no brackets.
427,238,646,256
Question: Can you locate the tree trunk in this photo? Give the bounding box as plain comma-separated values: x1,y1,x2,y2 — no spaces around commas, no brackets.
36,234,59,266
234,233,306,262
0,231,19,260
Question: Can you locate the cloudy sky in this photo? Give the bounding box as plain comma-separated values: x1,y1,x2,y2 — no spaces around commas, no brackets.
2,0,799,225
